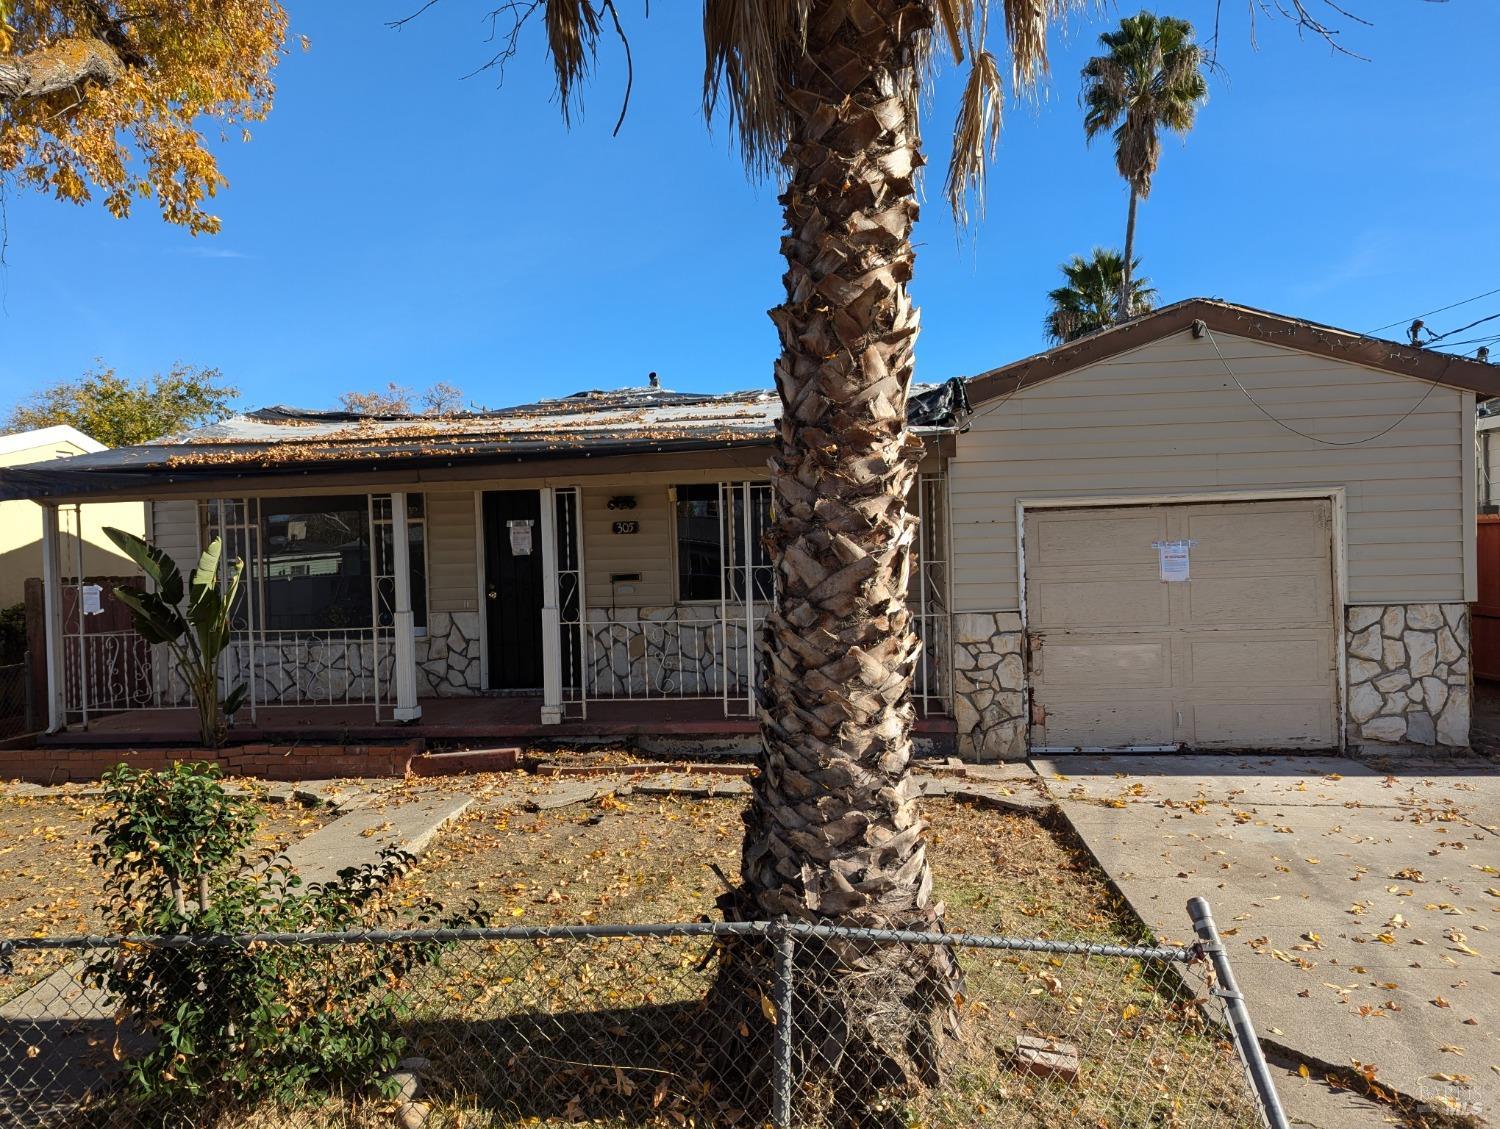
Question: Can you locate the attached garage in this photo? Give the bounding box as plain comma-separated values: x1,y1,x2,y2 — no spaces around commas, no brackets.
1023,498,1338,750
944,299,1500,760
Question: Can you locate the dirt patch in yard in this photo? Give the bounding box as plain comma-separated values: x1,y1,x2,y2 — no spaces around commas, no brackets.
0,788,333,937
383,779,1257,1128
397,782,1140,940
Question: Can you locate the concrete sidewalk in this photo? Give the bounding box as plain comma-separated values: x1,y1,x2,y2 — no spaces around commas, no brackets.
1038,753,1498,1127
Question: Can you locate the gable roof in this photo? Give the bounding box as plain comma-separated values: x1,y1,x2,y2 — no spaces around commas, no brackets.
0,424,106,458
965,298,1500,407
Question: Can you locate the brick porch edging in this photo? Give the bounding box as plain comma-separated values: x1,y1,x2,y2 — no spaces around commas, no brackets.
0,740,424,784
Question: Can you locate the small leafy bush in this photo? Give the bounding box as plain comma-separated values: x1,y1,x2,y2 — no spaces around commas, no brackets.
87,762,485,1114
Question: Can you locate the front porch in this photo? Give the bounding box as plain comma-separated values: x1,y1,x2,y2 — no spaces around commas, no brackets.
31,468,954,744
31,695,959,747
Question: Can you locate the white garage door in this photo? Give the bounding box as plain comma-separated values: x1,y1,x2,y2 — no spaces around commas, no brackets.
1025,499,1338,751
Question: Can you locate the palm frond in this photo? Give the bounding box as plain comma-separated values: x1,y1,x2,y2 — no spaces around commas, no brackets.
1080,11,1207,197
702,0,809,178
944,48,1003,223
1003,0,1059,88
699,0,1083,222
932,0,976,62
1043,247,1156,343
545,0,601,126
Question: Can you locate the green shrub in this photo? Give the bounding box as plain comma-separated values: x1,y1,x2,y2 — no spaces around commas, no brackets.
103,529,247,747
86,762,484,1114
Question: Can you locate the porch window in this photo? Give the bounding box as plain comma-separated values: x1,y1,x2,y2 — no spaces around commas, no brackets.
673,483,774,603
674,485,723,602
212,494,428,632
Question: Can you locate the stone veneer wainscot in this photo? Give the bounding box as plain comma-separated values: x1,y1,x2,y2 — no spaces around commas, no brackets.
417,611,483,696
1346,604,1470,747
952,611,1027,761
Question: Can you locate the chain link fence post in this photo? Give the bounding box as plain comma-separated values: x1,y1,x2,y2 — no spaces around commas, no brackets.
771,916,795,1129
23,653,35,734
1188,897,1290,1129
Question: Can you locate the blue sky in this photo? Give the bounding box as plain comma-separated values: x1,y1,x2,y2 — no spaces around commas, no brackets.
2,2,1497,418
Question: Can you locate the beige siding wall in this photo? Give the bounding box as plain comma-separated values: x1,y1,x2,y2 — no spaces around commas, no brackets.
147,500,201,581
424,491,478,613
416,470,780,614
582,484,676,608
949,330,1470,611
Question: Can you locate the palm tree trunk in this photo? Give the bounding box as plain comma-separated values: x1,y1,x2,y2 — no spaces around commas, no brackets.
713,0,960,1116
1119,187,1139,320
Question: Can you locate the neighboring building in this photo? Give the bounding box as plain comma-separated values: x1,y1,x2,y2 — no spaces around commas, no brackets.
1476,411,1500,512
1,299,1494,758
0,426,145,607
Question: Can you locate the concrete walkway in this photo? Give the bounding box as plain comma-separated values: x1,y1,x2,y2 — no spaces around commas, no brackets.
1039,753,1499,1127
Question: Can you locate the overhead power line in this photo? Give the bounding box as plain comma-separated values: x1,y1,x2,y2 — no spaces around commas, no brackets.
1367,286,1500,336
1430,332,1500,353
1421,310,1500,346
1206,328,1446,448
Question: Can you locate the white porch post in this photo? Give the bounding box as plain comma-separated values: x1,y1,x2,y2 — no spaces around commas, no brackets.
390,492,422,722
539,486,563,725
40,502,67,733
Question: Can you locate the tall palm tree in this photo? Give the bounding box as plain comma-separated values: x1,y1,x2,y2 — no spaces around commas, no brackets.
1081,12,1207,319
1045,248,1157,343
483,0,1066,1110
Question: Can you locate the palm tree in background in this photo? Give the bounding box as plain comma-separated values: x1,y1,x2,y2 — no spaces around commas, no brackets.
1045,248,1157,343
1081,12,1207,319
485,0,1069,1107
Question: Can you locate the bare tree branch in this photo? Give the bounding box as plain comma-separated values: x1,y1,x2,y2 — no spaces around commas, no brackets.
386,0,446,30
600,0,632,136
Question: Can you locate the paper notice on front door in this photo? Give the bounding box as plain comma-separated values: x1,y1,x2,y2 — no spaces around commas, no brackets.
1154,540,1192,582
508,520,534,556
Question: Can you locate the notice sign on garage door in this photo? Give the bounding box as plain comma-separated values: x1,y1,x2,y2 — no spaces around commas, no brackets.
1153,539,1195,582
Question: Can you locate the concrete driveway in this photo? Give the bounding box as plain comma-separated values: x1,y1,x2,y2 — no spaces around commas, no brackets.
1036,753,1499,1127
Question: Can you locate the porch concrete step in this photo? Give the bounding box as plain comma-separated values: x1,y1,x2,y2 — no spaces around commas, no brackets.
409,747,521,777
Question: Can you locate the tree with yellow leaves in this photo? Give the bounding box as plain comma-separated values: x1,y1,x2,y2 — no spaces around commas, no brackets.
0,0,287,234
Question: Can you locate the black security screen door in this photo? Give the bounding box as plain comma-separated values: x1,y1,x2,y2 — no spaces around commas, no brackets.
482,490,544,690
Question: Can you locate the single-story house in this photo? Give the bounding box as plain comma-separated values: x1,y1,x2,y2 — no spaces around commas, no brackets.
3,298,1495,759
0,425,145,608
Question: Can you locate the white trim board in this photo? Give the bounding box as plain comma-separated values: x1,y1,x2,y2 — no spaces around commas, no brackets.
1462,393,1478,603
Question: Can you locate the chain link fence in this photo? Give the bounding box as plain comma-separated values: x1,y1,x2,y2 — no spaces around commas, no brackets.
1,902,1286,1129
0,658,31,740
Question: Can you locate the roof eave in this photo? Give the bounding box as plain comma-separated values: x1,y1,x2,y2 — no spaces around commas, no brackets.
965,298,1500,406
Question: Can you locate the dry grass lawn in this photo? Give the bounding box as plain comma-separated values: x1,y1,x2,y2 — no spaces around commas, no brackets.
0,788,331,937
375,779,1258,1128
0,772,1260,1127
